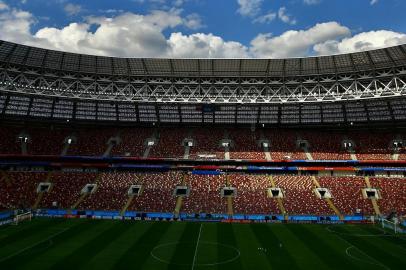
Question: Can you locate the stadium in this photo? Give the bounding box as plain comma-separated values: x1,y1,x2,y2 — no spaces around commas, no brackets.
0,1,406,269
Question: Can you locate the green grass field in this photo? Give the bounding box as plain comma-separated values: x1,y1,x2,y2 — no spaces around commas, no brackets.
0,218,405,270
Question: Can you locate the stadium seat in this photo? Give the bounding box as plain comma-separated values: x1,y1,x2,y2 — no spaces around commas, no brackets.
230,174,280,215
181,174,227,214
228,129,265,160
370,177,406,215
273,175,333,215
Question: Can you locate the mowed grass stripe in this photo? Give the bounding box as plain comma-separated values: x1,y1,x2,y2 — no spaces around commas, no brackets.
0,219,75,258
1,218,405,270
289,224,358,270
250,223,298,269
232,223,270,270
18,220,108,269
361,225,406,253
335,226,398,269
355,226,406,266
0,219,93,268
192,223,221,269
82,221,155,270
0,218,66,247
217,223,243,270
142,222,190,270
113,222,171,270
49,221,133,270
166,222,201,270
270,224,329,269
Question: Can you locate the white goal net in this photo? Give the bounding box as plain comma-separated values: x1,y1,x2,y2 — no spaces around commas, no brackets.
381,218,405,234
12,211,32,225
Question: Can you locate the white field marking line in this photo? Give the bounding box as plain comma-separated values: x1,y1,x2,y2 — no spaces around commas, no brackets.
0,227,70,263
191,223,203,270
150,241,241,266
326,227,390,270
326,225,387,237
345,246,390,270
327,225,406,253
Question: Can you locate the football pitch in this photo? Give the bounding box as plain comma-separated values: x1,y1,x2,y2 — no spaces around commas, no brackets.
0,218,405,270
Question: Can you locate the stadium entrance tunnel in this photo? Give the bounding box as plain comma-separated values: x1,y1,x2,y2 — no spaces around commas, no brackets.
150,241,240,266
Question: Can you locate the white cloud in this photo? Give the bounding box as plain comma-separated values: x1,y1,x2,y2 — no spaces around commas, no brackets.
314,30,406,55
133,0,185,8
0,1,9,11
98,9,125,14
0,6,39,46
183,13,204,30
64,3,82,16
0,4,405,59
172,0,187,7
35,11,183,57
278,7,297,25
237,0,263,17
253,11,277,24
168,32,249,58
370,0,379,5
250,22,351,58
303,0,321,4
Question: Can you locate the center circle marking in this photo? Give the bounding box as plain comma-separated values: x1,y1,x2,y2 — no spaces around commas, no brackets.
150,241,241,266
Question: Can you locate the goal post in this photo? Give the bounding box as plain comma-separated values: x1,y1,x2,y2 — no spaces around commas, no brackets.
12,211,32,225
381,218,404,234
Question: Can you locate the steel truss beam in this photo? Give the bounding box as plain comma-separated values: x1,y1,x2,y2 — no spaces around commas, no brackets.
1,68,406,104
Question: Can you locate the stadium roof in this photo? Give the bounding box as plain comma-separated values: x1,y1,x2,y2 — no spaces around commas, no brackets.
1,40,406,77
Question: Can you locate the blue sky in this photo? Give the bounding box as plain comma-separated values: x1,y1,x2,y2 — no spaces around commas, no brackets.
0,0,405,58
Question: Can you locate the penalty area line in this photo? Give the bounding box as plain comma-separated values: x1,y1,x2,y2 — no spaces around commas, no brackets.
328,227,390,270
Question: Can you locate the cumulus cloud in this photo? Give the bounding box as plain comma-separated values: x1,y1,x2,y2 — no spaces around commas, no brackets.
0,1,9,11
250,22,350,58
64,3,82,16
35,11,183,57
278,7,297,25
314,30,406,55
237,0,263,17
183,13,204,30
253,11,277,24
168,32,249,58
303,0,322,4
0,4,405,59
0,5,40,46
